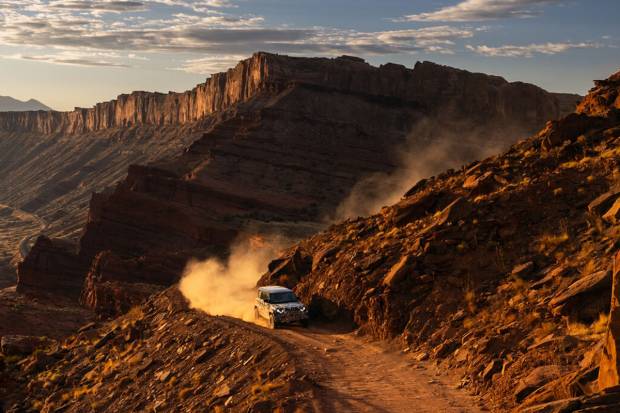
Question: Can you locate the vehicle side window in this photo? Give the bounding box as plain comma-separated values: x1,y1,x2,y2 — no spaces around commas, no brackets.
259,291,269,302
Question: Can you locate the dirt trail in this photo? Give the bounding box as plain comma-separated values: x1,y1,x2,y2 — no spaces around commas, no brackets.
225,317,483,413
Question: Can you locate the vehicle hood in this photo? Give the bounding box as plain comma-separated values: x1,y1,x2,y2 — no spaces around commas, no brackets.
271,302,305,311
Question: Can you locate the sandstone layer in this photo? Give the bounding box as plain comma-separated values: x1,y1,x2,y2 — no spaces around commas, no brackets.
0,52,579,330
0,53,568,135
8,53,573,318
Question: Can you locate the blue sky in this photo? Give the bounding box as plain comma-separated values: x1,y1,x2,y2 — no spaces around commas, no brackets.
0,0,618,110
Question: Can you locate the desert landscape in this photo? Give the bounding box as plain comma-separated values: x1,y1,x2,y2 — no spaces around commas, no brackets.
0,1,618,412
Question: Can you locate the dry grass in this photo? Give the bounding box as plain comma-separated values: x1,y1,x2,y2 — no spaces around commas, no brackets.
567,312,609,338
601,147,620,159
537,231,569,255
464,289,476,313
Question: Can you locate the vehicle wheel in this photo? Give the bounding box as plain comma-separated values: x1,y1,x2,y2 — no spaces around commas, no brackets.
301,319,309,328
254,307,260,321
268,314,276,329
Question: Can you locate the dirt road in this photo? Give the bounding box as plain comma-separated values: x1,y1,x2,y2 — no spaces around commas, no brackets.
226,317,484,413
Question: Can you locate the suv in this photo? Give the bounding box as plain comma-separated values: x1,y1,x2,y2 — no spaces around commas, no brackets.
254,286,309,329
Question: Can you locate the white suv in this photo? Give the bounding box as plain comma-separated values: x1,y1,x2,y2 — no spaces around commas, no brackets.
254,286,309,329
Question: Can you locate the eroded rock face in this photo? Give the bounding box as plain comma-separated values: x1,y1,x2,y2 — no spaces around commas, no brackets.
599,251,620,390
80,250,183,317
16,236,82,298
0,53,567,136
13,53,573,317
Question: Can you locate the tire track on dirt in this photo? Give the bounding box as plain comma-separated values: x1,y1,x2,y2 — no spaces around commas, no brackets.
222,316,483,413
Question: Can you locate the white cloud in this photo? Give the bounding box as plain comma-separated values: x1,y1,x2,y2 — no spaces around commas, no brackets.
172,55,247,74
3,51,131,67
466,41,600,57
401,0,562,22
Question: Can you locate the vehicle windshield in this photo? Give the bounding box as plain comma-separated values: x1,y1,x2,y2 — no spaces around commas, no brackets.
268,291,298,304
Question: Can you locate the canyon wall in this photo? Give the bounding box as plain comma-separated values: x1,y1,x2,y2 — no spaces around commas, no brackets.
0,52,567,135
9,53,577,317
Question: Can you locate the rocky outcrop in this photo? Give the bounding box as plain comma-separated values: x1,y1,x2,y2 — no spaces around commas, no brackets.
576,71,620,117
257,68,620,409
80,250,184,317
16,236,83,298
599,251,620,390
0,53,567,135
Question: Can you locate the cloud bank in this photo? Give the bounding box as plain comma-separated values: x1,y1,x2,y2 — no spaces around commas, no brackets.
401,0,562,22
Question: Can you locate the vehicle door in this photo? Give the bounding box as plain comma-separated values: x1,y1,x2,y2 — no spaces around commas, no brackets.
258,291,270,318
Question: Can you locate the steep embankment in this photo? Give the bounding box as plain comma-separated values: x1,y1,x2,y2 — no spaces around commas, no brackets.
259,70,620,411
13,53,570,320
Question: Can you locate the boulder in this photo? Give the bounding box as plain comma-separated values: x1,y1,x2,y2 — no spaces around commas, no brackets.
599,251,620,390
603,198,620,224
383,255,415,287
515,365,562,402
462,171,497,195
435,197,472,226
482,359,503,381
511,261,536,280
550,269,612,316
392,190,442,225
588,190,620,216
263,247,311,287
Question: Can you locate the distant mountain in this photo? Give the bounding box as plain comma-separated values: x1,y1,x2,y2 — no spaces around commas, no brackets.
0,95,51,112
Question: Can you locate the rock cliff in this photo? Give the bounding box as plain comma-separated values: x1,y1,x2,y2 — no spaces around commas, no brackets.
0,52,567,135
9,53,574,318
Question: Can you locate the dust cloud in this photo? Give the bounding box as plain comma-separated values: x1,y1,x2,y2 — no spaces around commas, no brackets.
178,235,289,322
334,118,514,220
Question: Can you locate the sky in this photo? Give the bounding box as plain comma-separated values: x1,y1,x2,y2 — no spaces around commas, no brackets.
0,0,618,111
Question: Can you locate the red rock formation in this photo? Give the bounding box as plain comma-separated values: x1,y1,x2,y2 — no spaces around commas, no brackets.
576,70,620,117
0,53,568,135
16,236,83,298
80,250,186,317
13,53,574,317
599,251,620,390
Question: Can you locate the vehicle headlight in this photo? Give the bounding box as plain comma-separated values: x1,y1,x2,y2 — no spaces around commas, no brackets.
300,306,307,312
275,308,285,313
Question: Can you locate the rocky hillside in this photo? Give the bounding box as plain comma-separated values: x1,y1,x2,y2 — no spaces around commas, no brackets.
0,125,203,288
11,53,572,322
0,288,314,412
259,69,620,411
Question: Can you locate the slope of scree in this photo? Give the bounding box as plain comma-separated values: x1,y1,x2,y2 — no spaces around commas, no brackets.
259,69,620,411
0,288,314,412
13,52,572,320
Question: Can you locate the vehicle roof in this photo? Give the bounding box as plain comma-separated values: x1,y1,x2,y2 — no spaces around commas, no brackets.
258,285,293,293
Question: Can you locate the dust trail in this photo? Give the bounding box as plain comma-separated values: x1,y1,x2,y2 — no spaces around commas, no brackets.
334,118,516,220
178,235,290,323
